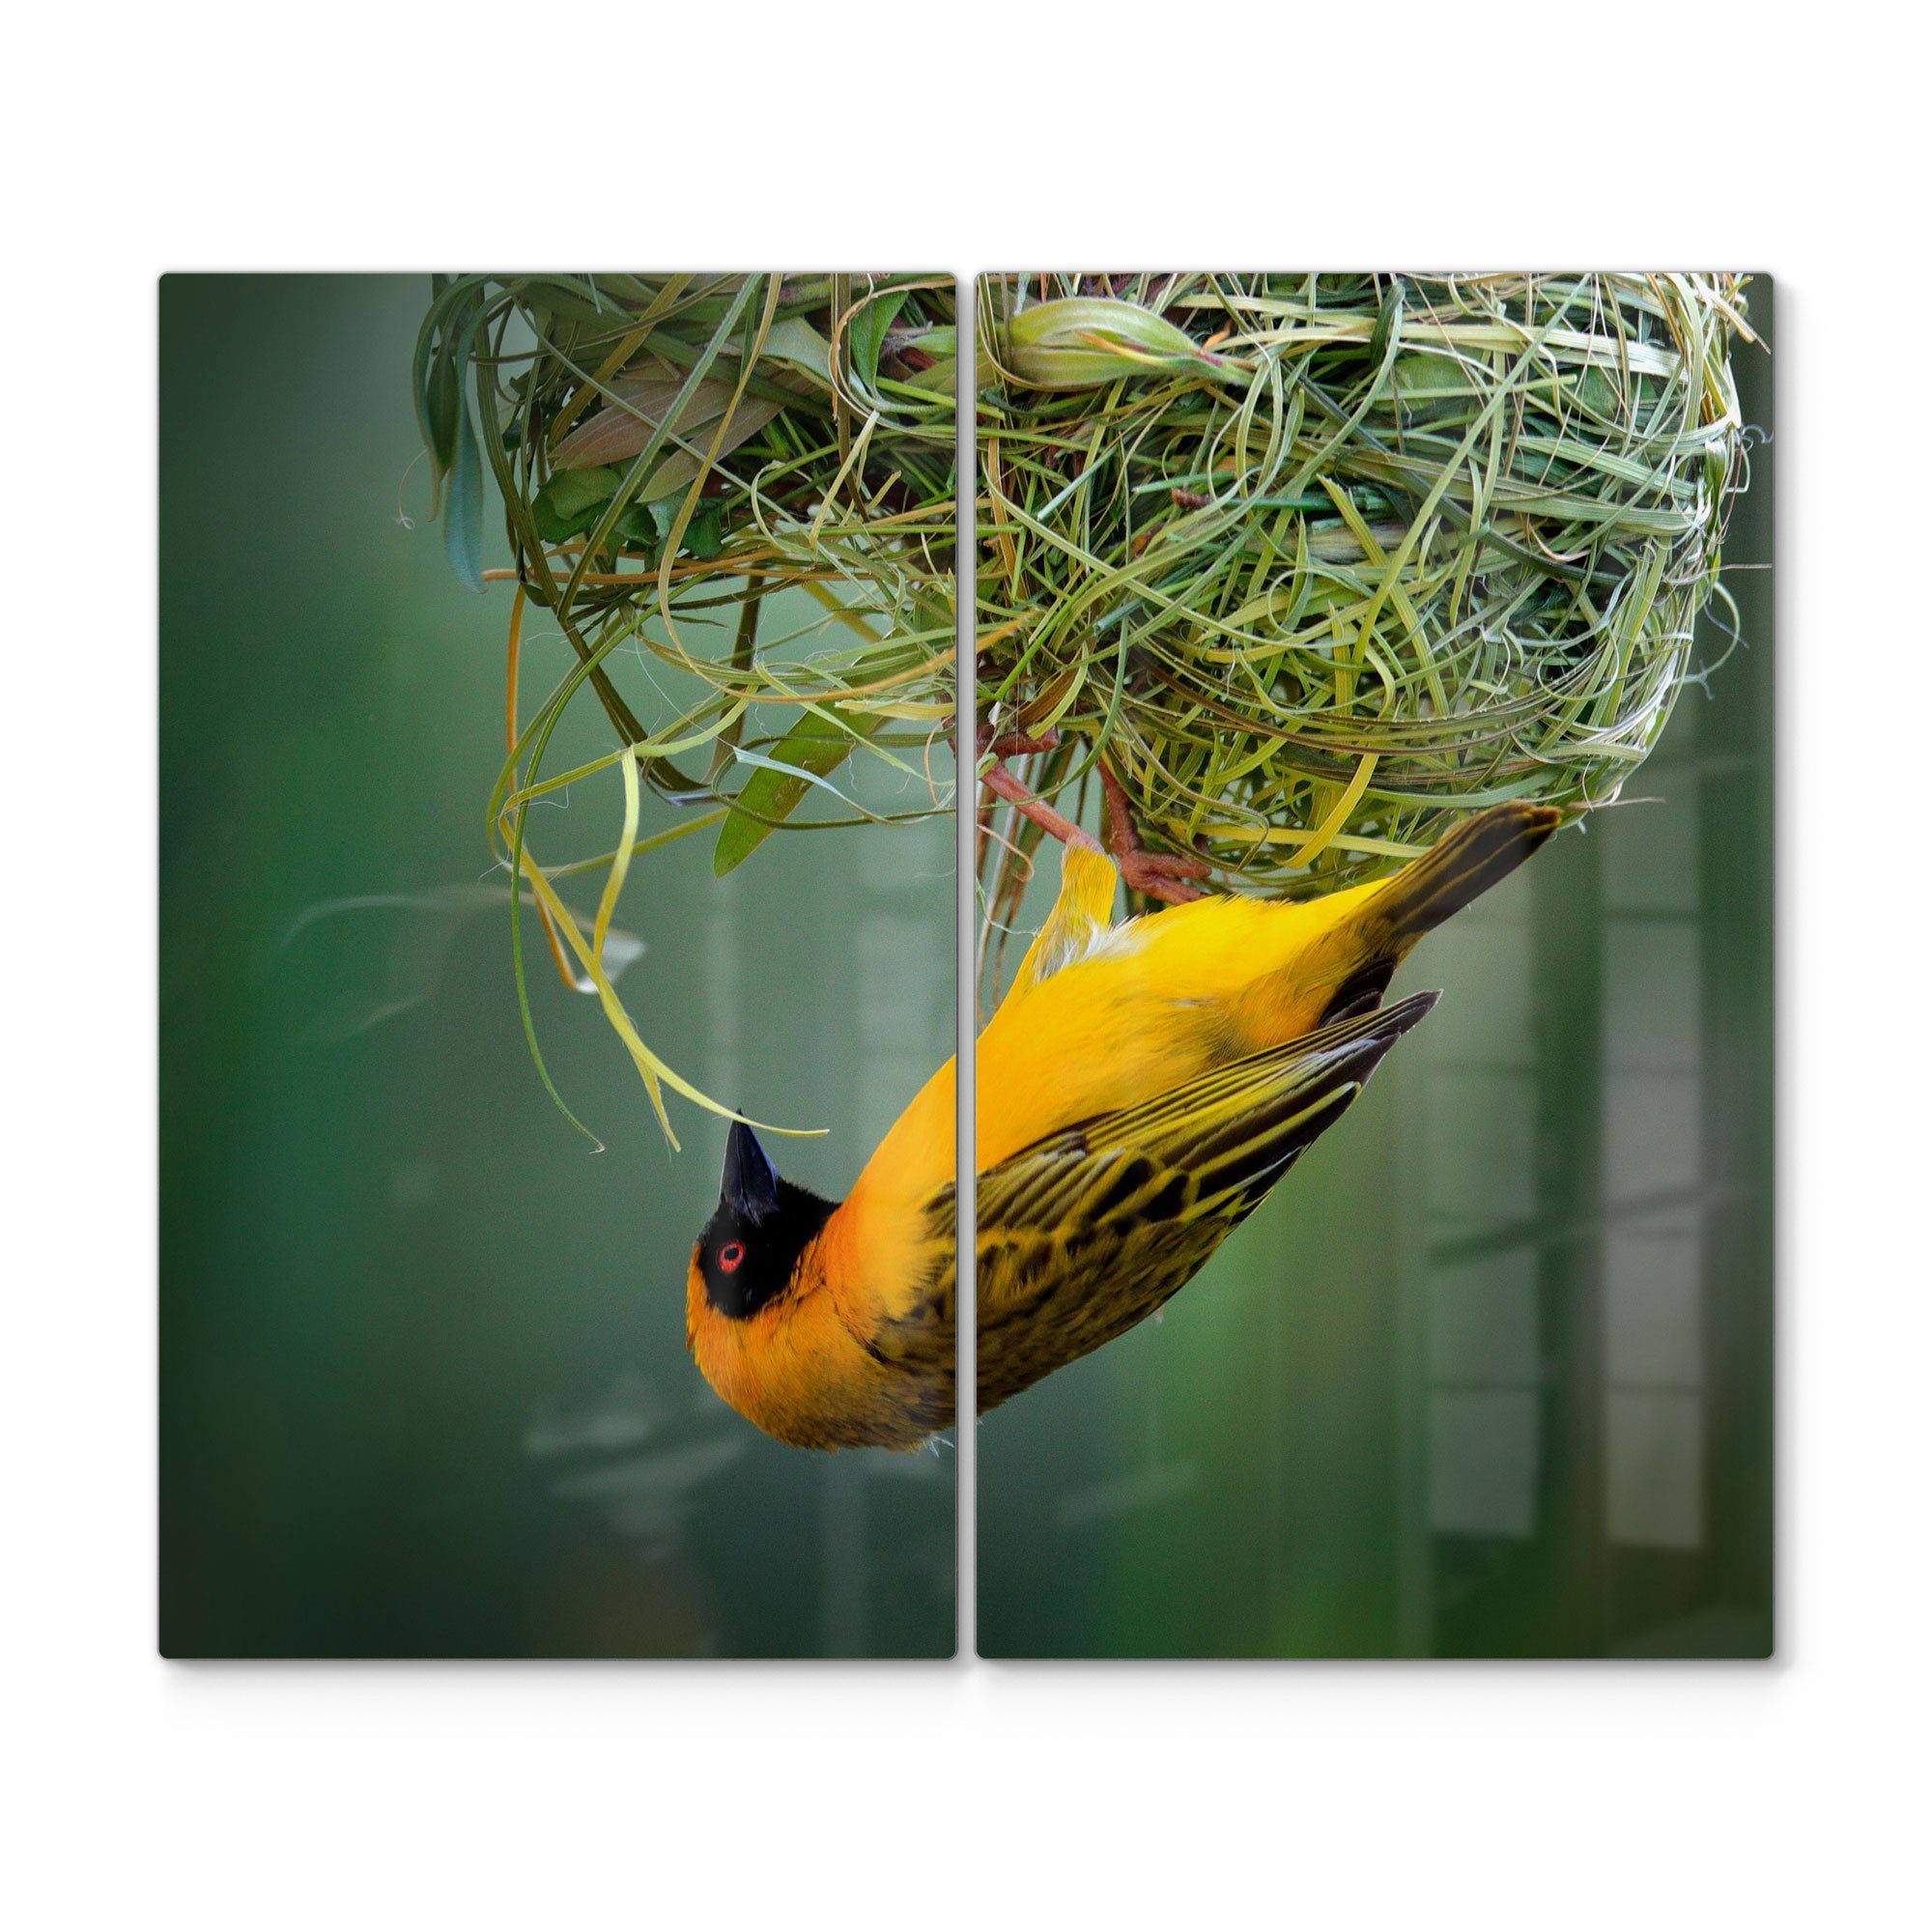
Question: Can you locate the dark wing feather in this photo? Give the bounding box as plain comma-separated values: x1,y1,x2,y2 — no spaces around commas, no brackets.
968,990,1439,1414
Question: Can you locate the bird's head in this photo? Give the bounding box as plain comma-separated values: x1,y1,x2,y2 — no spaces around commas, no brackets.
689,1119,838,1321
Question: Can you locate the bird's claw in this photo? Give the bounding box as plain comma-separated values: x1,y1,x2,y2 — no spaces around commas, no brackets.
978,720,1062,760
1098,758,1212,904
1115,845,1211,904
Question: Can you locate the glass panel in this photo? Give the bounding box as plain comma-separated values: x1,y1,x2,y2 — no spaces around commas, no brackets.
973,272,1773,1659
159,274,958,1657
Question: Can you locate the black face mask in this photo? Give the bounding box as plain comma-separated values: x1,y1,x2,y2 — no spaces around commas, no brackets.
695,1121,837,1321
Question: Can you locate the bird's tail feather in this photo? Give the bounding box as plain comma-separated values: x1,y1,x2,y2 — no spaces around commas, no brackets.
1369,802,1563,950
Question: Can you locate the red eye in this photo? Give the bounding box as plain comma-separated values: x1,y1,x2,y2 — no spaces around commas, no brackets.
718,1241,746,1273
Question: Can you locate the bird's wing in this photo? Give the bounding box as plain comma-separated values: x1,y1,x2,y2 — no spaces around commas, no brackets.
968,989,1439,1413
848,1198,959,1416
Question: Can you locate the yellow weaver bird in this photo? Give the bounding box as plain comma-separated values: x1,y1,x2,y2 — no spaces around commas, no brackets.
685,800,1560,1448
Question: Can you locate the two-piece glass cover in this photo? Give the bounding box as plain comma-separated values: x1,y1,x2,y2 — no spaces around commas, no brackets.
159,271,1772,1659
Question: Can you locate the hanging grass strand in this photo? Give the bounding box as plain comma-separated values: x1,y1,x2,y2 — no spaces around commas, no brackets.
415,272,958,1141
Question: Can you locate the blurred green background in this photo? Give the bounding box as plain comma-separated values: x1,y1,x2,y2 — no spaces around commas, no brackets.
160,275,956,1658
977,296,1775,1659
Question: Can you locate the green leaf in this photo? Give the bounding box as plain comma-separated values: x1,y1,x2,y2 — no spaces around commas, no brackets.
422,341,460,481
554,382,786,502
531,466,622,543
413,281,488,592
1003,297,1233,392
1392,351,1467,425
849,289,909,391
642,496,724,559
712,709,885,875
756,315,835,390
411,275,458,486
683,501,724,558
412,276,487,543
611,501,661,556
445,370,486,591
1368,276,1406,368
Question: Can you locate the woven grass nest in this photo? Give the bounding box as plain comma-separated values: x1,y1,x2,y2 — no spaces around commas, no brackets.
415,271,1757,1136
413,272,958,1142
975,270,1758,933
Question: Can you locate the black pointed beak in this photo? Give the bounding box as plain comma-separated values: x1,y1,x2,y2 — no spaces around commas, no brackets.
721,1118,781,1222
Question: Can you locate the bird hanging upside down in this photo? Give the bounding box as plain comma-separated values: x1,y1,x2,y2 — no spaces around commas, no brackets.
684,800,1562,1449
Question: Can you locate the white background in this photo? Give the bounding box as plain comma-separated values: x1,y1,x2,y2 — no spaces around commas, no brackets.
4,6,1925,1926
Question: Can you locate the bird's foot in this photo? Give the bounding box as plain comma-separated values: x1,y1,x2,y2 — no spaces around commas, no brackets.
978,721,1104,857
1100,762,1210,905
1114,843,1211,903
977,719,1062,760
980,761,1103,857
